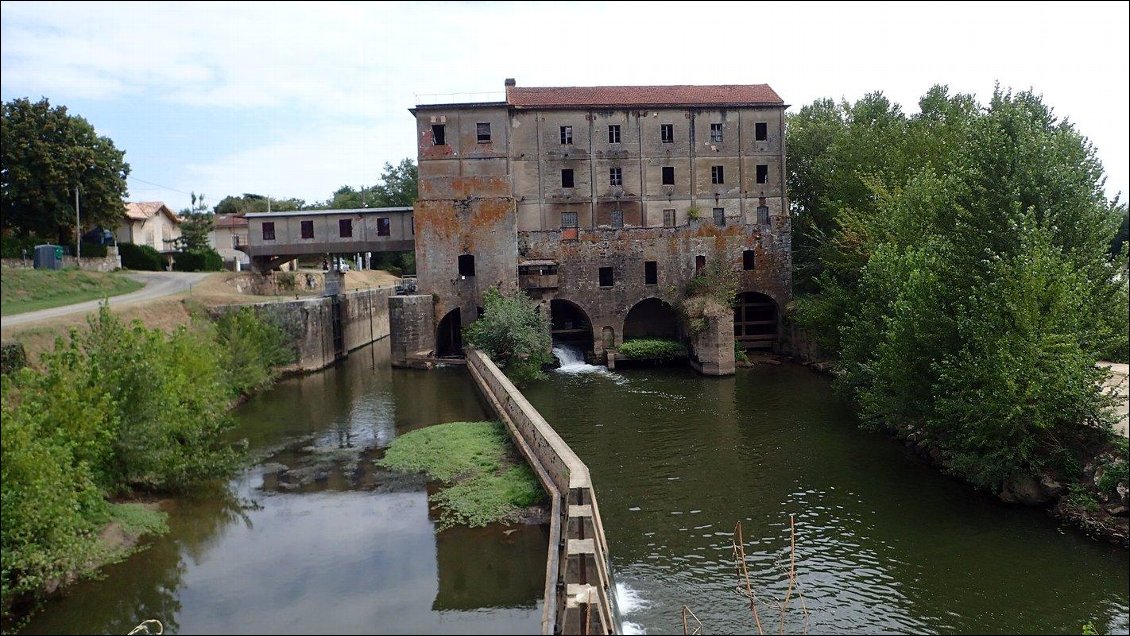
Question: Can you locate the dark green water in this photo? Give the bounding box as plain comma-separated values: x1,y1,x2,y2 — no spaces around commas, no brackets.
17,340,547,635
522,362,1130,635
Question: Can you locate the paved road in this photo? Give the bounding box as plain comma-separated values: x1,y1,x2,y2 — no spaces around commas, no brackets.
2,271,213,328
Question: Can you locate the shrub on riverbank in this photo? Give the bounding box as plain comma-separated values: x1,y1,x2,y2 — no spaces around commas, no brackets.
378,421,545,529
619,338,687,361
464,287,553,384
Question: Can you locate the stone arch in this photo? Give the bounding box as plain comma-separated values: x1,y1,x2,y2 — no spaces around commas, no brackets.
436,307,463,357
624,297,680,341
733,291,778,350
550,298,594,352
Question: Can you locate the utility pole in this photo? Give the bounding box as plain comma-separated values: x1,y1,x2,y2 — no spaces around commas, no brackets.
75,185,81,260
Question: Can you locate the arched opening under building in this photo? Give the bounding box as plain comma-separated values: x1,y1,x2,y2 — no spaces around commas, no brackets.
436,308,463,358
550,299,594,352
623,297,680,341
734,292,778,350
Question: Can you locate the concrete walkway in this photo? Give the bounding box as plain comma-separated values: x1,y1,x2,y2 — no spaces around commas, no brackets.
1099,362,1129,438
1,271,212,328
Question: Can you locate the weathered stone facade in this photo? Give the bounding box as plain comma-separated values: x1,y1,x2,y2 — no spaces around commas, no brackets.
411,81,791,374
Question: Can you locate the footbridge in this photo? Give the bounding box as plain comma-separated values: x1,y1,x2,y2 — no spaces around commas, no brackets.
239,207,413,272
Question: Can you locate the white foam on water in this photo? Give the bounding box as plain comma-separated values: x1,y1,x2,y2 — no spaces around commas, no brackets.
552,344,621,378
616,582,650,634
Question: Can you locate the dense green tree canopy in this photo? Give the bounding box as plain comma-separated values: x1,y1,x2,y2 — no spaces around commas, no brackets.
317,159,418,209
1,97,130,241
213,193,305,216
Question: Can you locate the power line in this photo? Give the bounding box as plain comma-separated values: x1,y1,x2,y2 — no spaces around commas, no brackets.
127,176,194,197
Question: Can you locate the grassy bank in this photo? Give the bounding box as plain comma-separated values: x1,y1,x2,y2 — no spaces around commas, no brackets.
0,268,143,316
378,421,545,528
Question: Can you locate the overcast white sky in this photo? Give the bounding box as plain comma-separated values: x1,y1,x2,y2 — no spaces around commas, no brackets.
2,1,1127,213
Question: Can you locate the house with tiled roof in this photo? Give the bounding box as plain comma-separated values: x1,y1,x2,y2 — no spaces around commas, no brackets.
407,79,792,375
115,201,182,252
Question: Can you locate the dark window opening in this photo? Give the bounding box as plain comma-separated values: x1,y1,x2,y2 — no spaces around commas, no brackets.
608,125,621,144
611,209,624,228
339,219,353,238
711,165,724,184
562,169,575,188
710,123,723,143
262,222,275,241
757,205,770,224
756,164,769,184
663,208,676,227
378,217,391,236
609,167,622,186
476,122,491,143
743,249,756,270
661,123,674,143
662,166,675,185
560,126,573,145
713,207,726,226
458,254,476,277
561,211,578,228
755,122,768,141
300,220,314,239
432,124,446,145
599,266,614,287
644,261,657,285
695,255,706,275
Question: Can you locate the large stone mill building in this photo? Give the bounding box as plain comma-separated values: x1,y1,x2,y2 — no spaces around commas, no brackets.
405,79,791,375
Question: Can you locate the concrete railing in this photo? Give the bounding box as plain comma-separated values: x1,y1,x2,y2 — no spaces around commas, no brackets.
465,349,619,635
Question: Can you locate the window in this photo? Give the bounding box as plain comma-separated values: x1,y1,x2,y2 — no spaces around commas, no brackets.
232,234,243,248
599,266,614,287
661,124,674,143
339,219,353,238
458,254,476,277
755,122,768,142
432,124,446,145
262,222,275,241
756,164,769,184
561,169,575,188
757,205,770,224
561,211,578,228
560,126,573,145
476,122,491,143
695,255,706,275
713,207,726,226
611,209,624,228
710,123,723,143
608,125,621,144
711,165,724,184
663,208,676,227
378,217,391,236
609,167,622,186
300,220,314,239
662,166,675,186
644,261,657,285
743,249,756,270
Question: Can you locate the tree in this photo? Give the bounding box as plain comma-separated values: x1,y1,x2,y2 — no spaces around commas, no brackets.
213,193,305,216
464,287,553,384
177,191,213,252
316,158,418,209
1,97,130,242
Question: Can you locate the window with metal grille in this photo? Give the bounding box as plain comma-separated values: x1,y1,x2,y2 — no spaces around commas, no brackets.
644,261,657,285
663,209,676,227
609,167,622,186
711,165,724,184
300,220,314,239
560,126,573,145
757,205,770,224
458,254,475,277
262,222,275,241
599,267,614,287
432,124,446,145
743,249,756,270
755,122,767,141
608,125,621,144
561,169,574,188
713,207,726,226
378,218,391,236
710,123,723,143
561,211,578,228
756,164,768,184
661,124,674,143
662,166,675,185
476,122,491,143
339,219,353,238
611,209,624,228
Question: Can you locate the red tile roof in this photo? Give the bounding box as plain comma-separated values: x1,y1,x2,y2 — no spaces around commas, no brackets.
124,201,180,224
506,84,783,108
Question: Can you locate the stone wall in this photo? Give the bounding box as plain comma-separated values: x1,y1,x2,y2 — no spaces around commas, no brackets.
389,294,436,366
2,247,122,272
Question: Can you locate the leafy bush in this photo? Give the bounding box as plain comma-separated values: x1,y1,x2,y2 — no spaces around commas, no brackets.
118,242,163,271
70,241,108,258
0,234,48,259
212,307,296,396
619,338,687,361
172,247,223,272
464,287,553,384
1,342,27,374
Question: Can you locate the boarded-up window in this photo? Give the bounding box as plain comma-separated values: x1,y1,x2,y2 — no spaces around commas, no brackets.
661,123,674,143
663,209,676,227
378,217,391,236
743,249,756,270
599,266,614,287
755,122,768,141
300,220,314,239
757,205,770,224
432,124,446,145
611,209,624,228
756,164,769,184
644,261,657,285
662,166,675,185
262,222,275,241
562,169,574,188
713,207,726,226
339,219,353,238
458,254,476,277
476,122,491,143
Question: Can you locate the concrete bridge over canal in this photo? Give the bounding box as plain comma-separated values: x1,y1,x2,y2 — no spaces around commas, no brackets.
238,207,414,272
